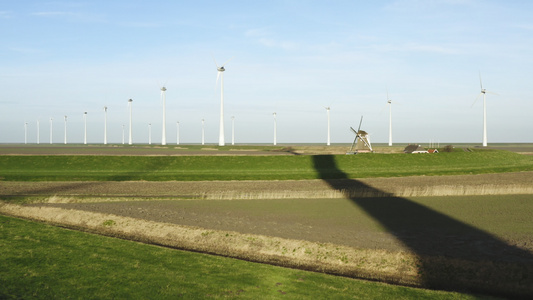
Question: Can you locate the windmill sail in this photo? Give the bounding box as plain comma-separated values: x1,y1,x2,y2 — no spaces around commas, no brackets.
347,117,373,154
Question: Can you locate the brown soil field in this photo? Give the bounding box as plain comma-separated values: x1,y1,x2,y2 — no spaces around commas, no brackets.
33,195,533,260
3,172,533,297
3,171,533,199
5,171,531,259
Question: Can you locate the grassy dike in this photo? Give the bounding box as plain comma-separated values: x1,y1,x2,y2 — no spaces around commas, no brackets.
1,149,533,181
0,214,490,299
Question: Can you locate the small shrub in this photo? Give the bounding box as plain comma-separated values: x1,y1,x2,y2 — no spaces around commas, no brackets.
442,145,454,152
102,220,116,227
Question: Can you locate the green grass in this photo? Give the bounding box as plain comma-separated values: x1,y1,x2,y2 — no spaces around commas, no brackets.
0,215,488,299
0,149,532,181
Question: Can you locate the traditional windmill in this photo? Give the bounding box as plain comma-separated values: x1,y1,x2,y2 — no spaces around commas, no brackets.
346,116,373,154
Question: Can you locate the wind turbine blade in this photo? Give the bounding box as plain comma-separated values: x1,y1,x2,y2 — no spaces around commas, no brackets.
221,56,234,67
214,71,221,90
211,53,219,67
357,116,363,132
479,71,483,90
486,90,499,96
471,93,482,107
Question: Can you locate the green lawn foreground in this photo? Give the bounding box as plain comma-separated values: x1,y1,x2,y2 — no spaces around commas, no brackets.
0,215,488,300
1,150,532,181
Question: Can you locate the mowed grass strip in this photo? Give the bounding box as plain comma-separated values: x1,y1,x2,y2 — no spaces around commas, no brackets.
1,150,533,181
0,215,484,300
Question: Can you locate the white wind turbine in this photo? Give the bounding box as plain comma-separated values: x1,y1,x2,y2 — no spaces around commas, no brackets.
36,119,40,144
387,90,393,146
128,99,133,145
231,116,235,145
148,123,152,145
64,116,67,144
325,107,331,146
176,121,180,145
83,112,88,145
103,106,108,145
201,119,205,145
273,112,277,146
24,122,28,144
49,117,53,144
160,86,167,145
213,56,233,146
472,72,497,147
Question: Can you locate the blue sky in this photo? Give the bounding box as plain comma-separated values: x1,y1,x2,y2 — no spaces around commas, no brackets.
1,0,532,145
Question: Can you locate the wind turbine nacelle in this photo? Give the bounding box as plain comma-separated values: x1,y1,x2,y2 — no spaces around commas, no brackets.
481,89,486,94
217,67,225,72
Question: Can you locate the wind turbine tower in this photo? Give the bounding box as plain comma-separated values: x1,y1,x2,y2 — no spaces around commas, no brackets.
388,98,393,147
148,123,152,145
273,112,277,146
104,106,108,145
24,122,28,144
231,116,235,145
64,116,67,144
161,86,167,145
201,119,205,145
37,120,40,144
49,117,53,144
128,99,133,145
214,57,233,146
83,112,88,145
325,107,331,146
473,73,495,147
176,121,180,145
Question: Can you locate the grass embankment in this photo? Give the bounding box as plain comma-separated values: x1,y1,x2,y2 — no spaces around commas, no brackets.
1,149,532,181
0,214,483,299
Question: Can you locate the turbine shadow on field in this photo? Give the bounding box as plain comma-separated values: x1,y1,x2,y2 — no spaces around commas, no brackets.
312,155,533,296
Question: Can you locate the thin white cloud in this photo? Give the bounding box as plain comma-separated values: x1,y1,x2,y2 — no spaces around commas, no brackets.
117,21,163,28
31,11,74,17
245,27,299,50
0,11,12,18
9,47,41,54
30,10,106,23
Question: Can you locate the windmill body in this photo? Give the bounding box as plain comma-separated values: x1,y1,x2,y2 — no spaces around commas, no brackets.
37,120,40,144
347,116,373,154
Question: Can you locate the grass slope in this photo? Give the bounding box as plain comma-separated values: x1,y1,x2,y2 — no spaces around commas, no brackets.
1,150,532,181
0,215,486,299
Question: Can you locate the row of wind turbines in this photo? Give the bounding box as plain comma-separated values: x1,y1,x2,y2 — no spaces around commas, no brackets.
23,61,494,147
382,72,494,147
